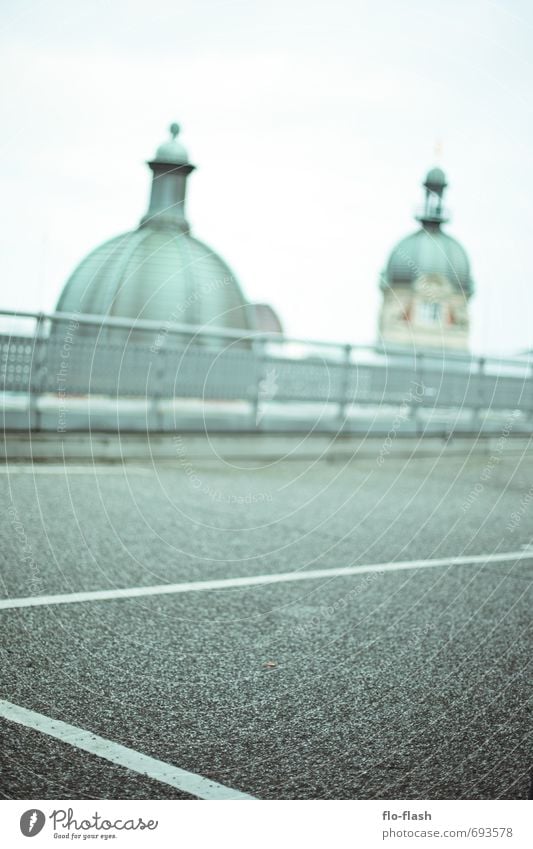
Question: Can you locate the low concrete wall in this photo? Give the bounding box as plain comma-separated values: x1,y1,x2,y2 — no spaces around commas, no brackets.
2,431,532,463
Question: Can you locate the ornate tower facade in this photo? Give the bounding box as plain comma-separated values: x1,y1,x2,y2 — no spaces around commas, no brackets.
378,168,474,351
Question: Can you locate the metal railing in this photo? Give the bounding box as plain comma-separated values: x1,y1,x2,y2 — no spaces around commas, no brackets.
1,309,532,434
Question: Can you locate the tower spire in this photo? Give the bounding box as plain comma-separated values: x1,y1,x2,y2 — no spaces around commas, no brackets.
416,166,448,229
140,122,196,232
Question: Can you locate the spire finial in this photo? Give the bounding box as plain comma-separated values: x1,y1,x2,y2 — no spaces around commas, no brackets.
170,122,180,140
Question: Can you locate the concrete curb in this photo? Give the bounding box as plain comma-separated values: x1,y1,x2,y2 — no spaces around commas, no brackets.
2,431,532,463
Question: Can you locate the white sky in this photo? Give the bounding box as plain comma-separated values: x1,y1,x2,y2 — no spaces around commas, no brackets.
1,0,532,354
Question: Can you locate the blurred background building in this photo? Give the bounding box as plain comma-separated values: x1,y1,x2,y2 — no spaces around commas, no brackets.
56,124,282,335
378,167,474,350
54,124,477,351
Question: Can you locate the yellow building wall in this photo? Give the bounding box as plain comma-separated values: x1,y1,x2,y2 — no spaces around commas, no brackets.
378,274,470,351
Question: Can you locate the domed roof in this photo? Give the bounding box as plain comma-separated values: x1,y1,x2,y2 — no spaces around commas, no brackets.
383,228,473,295
424,166,447,189
380,165,474,296
153,122,189,165
251,303,283,334
56,123,254,332
57,228,252,328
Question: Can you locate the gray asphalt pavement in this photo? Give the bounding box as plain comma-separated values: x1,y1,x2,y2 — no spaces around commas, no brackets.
0,446,532,799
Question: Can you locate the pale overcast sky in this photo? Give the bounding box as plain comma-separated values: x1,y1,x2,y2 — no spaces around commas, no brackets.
1,0,532,353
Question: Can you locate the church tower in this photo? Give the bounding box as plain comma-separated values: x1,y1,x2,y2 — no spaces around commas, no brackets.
378,167,474,351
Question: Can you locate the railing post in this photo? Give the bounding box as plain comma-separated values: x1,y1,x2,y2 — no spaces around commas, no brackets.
338,344,352,426
252,337,266,430
411,351,424,422
530,362,533,424
473,356,485,427
29,313,47,432
150,349,166,431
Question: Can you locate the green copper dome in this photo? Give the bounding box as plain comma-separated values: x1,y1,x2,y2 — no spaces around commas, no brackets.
56,123,253,332
383,228,473,295
381,166,474,297
57,229,252,327
424,166,447,190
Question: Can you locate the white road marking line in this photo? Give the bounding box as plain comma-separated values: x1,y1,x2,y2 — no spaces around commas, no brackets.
0,699,255,801
0,465,151,475
0,550,530,612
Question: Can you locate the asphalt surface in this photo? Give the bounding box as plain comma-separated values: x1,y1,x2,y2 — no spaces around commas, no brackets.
0,445,532,799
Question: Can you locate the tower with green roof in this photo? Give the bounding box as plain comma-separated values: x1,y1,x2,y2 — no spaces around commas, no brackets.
378,167,474,350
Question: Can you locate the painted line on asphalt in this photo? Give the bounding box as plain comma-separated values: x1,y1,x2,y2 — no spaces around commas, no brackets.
0,699,255,801
0,465,152,475
0,550,530,612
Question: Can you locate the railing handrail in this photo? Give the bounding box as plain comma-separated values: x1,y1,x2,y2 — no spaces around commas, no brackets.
0,307,531,368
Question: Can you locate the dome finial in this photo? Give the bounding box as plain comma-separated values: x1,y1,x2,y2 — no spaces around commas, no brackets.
424,166,447,191
151,121,190,166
